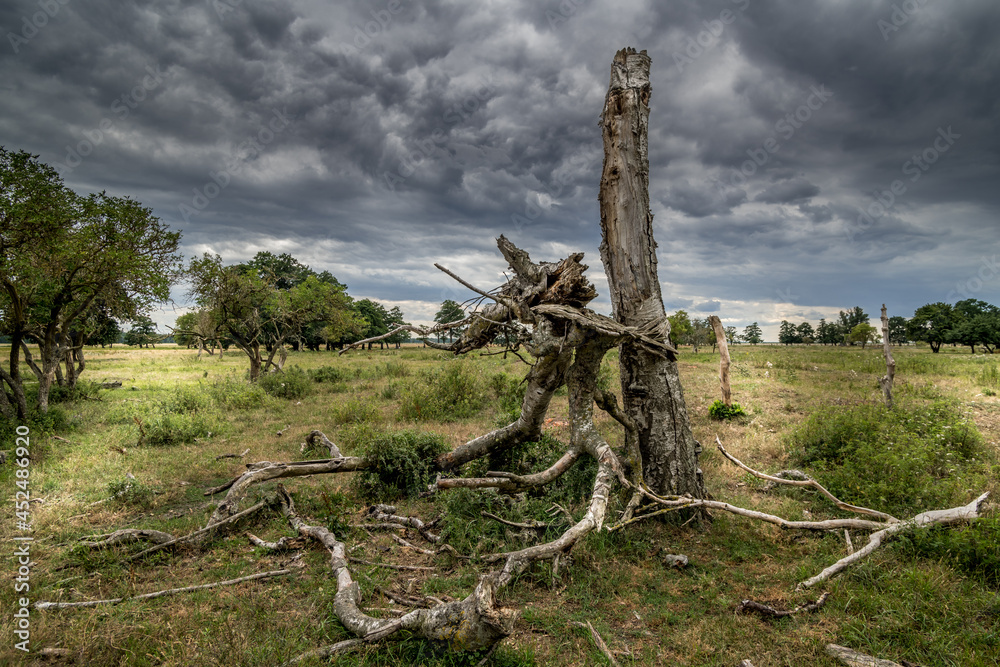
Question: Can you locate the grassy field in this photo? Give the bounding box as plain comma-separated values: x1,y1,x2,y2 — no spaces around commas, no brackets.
1,342,998,666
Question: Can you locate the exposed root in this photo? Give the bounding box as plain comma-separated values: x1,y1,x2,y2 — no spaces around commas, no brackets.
79,529,175,548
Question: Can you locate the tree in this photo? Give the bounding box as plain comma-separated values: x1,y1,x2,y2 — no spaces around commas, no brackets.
838,307,869,345
385,306,411,348
743,322,763,345
1,148,183,416
887,315,909,346
778,320,798,345
124,316,159,348
666,310,692,348
797,322,814,344
907,302,954,353
816,318,840,345
686,317,711,352
848,323,880,349
950,299,1000,353
434,300,466,342
724,325,738,345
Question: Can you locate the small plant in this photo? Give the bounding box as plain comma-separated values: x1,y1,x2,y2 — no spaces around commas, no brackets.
380,382,401,400
309,365,349,383
331,398,380,425
258,366,311,399
983,388,997,397
208,375,271,409
136,412,213,447
398,361,489,422
708,400,748,420
979,363,999,389
353,430,450,500
106,477,154,507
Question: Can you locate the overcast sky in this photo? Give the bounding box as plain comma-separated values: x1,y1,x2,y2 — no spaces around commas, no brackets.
3,0,998,341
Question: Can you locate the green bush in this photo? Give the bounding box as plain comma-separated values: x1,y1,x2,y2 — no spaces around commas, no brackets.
258,366,311,399
398,362,489,422
979,363,999,389
331,398,380,425
165,385,211,413
138,411,213,447
708,400,748,420
365,361,409,379
353,430,450,501
788,401,989,516
895,515,1000,586
208,375,271,410
106,477,154,508
309,365,350,383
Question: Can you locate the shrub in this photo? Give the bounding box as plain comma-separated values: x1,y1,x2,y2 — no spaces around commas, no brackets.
788,401,989,516
309,365,349,384
137,412,213,447
331,398,380,425
979,363,999,389
208,376,271,410
895,515,1000,586
165,385,210,413
106,477,154,508
258,366,311,399
398,362,489,422
708,400,748,420
365,361,409,379
353,430,450,501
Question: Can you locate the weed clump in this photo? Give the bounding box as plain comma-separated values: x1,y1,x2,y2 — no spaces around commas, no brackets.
208,375,271,409
106,477,154,508
331,398,380,425
788,401,989,516
895,515,1000,586
137,412,213,447
353,430,450,501
258,366,311,399
708,400,748,420
398,361,489,422
309,365,349,383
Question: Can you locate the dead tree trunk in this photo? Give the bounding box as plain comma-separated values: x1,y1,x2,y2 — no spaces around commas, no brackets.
879,304,895,409
598,47,704,499
708,316,732,406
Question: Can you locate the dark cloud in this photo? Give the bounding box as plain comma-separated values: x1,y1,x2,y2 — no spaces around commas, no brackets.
2,0,998,341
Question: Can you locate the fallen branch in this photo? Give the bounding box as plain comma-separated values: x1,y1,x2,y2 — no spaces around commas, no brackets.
35,569,293,610
127,499,271,562
79,529,175,548
215,448,251,461
570,620,620,667
348,557,436,572
716,438,897,523
738,592,830,619
798,492,990,589
826,643,924,667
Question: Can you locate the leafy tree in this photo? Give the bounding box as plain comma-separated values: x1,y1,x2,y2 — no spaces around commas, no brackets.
1,149,183,416
434,300,466,342
778,320,799,345
950,299,1000,353
816,318,840,345
907,302,954,353
742,322,763,345
797,322,814,344
82,302,121,348
124,316,159,348
848,323,880,349
667,310,692,348
385,306,411,348
686,317,711,352
241,251,312,290
355,299,390,348
838,307,869,345
724,326,738,345
887,315,909,346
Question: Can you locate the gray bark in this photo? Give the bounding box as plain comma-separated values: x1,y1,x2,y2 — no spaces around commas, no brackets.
598,47,704,499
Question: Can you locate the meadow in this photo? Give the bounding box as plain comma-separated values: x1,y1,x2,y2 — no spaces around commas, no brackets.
1,342,998,666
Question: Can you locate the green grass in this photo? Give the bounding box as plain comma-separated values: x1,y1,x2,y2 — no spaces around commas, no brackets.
0,342,997,665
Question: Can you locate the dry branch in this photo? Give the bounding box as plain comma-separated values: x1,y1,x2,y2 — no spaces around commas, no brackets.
35,569,293,610
879,304,896,409
708,315,732,405
738,592,830,619
127,499,271,562
716,438,898,522
79,529,175,548
825,644,924,667
570,620,620,667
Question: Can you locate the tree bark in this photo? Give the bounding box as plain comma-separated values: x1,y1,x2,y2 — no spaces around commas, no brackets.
879,304,895,409
598,47,704,499
708,316,731,406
